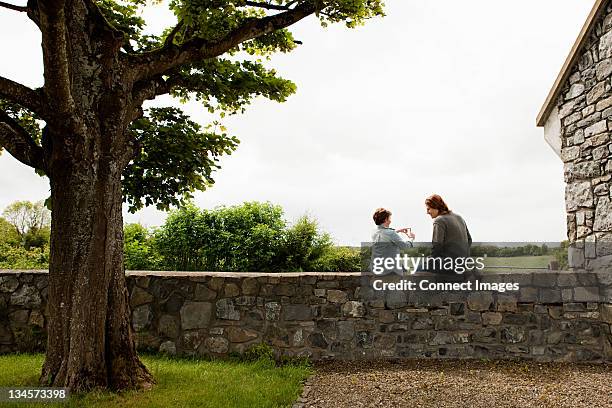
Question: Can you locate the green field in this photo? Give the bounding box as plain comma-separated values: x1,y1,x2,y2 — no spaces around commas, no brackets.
482,255,554,269
0,354,310,408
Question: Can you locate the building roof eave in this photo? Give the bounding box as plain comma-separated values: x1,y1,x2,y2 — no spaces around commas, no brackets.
536,0,608,127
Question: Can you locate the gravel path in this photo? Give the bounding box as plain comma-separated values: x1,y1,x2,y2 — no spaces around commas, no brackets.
295,360,612,408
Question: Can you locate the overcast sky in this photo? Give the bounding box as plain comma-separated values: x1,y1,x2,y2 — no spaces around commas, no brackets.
0,1,595,245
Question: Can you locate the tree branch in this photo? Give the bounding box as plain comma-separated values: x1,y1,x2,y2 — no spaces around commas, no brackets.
164,20,184,47
131,72,190,110
129,1,319,82
0,76,45,119
25,0,41,27
38,3,75,123
243,1,290,11
0,1,27,12
0,109,46,171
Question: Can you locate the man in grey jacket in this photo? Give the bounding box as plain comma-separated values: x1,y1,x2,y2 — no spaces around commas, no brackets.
425,194,472,274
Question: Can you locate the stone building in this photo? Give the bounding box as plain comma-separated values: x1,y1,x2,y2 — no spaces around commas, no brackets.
538,0,612,271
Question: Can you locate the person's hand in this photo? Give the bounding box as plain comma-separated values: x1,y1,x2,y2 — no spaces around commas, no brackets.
396,227,415,240
395,227,409,233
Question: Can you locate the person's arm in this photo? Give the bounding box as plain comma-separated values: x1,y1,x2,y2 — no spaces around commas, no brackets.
387,229,413,249
431,220,446,257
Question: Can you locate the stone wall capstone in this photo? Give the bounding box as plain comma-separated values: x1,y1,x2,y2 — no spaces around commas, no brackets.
0,270,611,362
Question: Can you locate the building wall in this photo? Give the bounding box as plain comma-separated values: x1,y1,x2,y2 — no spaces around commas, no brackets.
1,271,611,362
556,2,612,270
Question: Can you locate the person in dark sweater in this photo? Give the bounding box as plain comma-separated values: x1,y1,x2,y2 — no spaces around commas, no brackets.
423,194,472,273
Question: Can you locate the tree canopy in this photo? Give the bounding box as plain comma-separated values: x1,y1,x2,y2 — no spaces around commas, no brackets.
0,0,384,212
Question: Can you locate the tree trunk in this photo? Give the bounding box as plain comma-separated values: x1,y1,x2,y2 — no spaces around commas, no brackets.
40,146,153,392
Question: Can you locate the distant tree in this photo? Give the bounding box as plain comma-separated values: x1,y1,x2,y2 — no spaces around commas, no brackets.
0,216,20,247
123,223,161,270
2,200,50,238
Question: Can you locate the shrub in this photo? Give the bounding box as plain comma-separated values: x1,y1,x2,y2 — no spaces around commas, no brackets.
0,244,49,269
124,223,163,270
308,246,361,272
154,202,337,272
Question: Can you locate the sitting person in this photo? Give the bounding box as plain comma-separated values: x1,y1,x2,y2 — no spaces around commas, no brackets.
423,194,472,274
370,208,415,275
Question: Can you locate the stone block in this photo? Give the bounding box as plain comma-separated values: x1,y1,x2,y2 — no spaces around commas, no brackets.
573,287,600,302
226,327,259,343
203,336,229,354
314,289,326,297
181,301,212,329
158,314,180,338
586,82,606,104
342,301,366,318
132,305,152,331
482,312,503,325
568,246,585,269
560,146,580,162
9,285,40,308
534,304,548,314
0,276,19,293
565,83,585,99
467,292,493,311
308,332,329,349
500,326,526,344
411,317,433,330
566,181,594,212
594,196,612,231
326,290,348,304
601,304,612,324
194,284,216,301
224,283,240,297
215,298,240,321
600,30,612,59
337,321,355,341
241,278,258,295
540,289,562,303
283,304,312,321
159,341,176,355
519,287,538,302
564,161,600,182
496,295,518,312
10,310,29,324
563,303,586,312
385,290,407,309
262,302,280,321
130,287,154,307
28,311,44,328
429,332,454,346
557,273,578,287
596,94,612,111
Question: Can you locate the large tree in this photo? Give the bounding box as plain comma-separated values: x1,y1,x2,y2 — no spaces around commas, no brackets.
0,0,383,392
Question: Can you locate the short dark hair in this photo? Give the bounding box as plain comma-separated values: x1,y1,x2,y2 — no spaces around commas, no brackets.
373,208,391,225
425,194,450,215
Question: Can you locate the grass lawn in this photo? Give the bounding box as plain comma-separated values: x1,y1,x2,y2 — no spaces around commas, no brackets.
0,353,311,408
483,255,554,269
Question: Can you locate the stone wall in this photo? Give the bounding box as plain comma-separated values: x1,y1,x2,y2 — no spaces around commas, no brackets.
1,270,611,362
556,1,612,270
